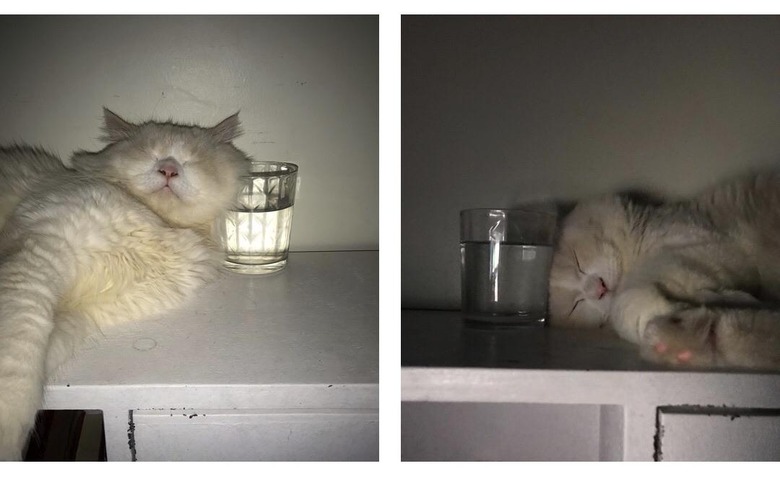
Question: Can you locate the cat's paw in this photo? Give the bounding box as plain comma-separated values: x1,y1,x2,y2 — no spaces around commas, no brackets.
640,306,719,367
609,286,679,344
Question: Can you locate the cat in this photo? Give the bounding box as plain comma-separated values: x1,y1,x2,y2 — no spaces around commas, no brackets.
547,172,780,370
0,109,249,460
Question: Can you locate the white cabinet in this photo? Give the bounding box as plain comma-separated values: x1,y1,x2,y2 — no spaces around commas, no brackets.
402,310,780,461
131,408,378,461
402,402,605,461
656,406,780,461
43,252,379,461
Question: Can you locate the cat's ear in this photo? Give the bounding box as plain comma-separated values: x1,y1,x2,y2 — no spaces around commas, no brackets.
208,112,243,143
100,108,138,143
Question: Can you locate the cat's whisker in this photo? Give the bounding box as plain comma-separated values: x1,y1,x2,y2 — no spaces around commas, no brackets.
568,298,584,318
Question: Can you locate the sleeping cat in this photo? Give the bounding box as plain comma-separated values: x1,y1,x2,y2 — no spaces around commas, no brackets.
548,173,780,370
0,109,249,460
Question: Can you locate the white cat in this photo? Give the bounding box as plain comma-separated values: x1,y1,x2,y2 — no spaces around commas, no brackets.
548,173,780,370
0,109,249,460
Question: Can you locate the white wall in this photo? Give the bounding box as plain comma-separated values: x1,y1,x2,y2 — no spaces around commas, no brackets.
0,15,378,251
402,15,780,310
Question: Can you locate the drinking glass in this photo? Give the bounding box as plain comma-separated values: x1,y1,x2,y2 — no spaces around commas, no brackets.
218,160,298,274
460,206,557,324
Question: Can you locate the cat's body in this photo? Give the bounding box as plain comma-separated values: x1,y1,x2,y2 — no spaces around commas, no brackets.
0,110,249,459
548,172,780,370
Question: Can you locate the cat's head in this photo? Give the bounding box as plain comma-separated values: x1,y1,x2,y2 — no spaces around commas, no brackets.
70,108,250,230
547,196,632,328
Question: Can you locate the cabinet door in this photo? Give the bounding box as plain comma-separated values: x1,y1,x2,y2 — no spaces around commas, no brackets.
130,408,378,461
402,401,610,461
656,406,780,461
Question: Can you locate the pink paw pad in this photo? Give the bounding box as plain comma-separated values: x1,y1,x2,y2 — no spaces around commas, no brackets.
676,350,693,363
654,343,668,354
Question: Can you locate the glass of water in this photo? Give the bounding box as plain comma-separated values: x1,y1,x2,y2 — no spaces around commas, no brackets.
460,206,557,325
217,160,298,274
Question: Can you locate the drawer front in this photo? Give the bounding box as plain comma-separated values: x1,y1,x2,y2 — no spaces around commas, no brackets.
130,408,378,461
402,401,608,461
656,406,780,461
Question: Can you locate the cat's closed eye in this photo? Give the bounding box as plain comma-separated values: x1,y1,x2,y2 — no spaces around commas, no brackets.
569,298,584,317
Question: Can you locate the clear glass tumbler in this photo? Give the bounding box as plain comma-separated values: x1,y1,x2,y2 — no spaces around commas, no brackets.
217,160,298,274
460,206,557,325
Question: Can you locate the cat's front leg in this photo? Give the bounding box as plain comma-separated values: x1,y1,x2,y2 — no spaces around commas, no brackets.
643,306,780,370
640,289,764,368
716,308,780,369
608,285,682,344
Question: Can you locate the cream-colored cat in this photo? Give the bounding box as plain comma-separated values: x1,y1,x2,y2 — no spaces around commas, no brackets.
0,109,249,460
548,173,780,370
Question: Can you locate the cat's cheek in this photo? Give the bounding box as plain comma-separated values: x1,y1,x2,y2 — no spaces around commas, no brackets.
132,175,168,196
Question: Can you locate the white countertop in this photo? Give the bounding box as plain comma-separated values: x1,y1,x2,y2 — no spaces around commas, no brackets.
402,309,780,406
401,309,780,461
45,251,378,407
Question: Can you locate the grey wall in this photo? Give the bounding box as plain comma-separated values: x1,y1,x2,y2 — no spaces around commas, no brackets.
402,15,780,310
0,15,378,251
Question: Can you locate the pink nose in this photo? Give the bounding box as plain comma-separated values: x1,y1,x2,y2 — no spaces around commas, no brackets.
595,278,608,299
586,276,609,300
158,164,179,179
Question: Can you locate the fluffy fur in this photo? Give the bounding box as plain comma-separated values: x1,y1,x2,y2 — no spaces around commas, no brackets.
548,173,780,370
0,109,249,459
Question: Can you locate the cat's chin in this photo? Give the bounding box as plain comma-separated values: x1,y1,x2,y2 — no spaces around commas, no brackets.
157,185,179,198
144,180,193,202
